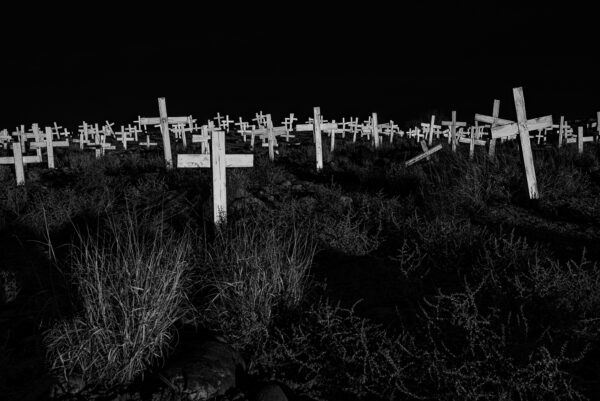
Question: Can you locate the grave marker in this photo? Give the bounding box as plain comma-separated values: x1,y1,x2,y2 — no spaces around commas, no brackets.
405,141,442,167
442,111,467,152
177,129,254,224
138,97,189,170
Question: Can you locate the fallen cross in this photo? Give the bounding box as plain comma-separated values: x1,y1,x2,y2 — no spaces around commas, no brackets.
405,141,443,167
177,129,254,225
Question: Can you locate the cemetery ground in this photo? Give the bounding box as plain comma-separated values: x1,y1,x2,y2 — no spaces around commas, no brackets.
1,136,600,401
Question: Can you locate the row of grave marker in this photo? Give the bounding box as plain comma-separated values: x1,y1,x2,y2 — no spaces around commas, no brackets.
2,89,599,223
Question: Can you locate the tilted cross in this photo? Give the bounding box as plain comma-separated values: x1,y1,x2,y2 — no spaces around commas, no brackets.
138,97,190,169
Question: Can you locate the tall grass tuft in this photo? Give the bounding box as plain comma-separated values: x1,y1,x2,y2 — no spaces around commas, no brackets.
197,212,316,351
44,209,194,391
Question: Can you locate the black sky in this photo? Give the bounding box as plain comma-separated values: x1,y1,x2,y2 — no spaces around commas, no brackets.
1,2,598,128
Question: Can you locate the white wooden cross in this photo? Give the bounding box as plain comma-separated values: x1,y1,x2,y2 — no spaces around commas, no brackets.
423,115,440,146
252,111,267,128
29,126,69,168
371,113,381,149
235,117,253,142
347,117,360,143
0,129,10,149
191,124,210,154
566,126,594,154
491,87,551,199
0,141,42,185
140,134,158,149
251,116,287,160
220,115,233,132
213,112,224,129
86,128,115,158
281,113,297,142
458,124,487,159
115,126,135,150
379,120,400,144
127,124,141,142
295,107,336,171
177,129,254,225
75,122,92,149
138,97,190,170
442,111,467,152
405,140,443,167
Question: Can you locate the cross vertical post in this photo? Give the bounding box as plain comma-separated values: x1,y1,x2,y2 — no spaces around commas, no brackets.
558,116,565,148
44,127,55,168
314,107,324,171
427,115,436,146
488,99,500,159
372,112,380,149
266,114,276,161
158,97,173,169
513,87,538,200
13,142,25,186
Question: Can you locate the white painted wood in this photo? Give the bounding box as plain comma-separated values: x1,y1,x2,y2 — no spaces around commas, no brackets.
178,129,254,225
405,143,443,167
427,115,436,146
157,97,173,169
177,153,254,168
313,107,324,171
513,87,539,200
44,127,55,168
491,115,553,139
266,114,276,161
13,142,25,185
489,100,500,158
372,112,380,149
442,111,467,152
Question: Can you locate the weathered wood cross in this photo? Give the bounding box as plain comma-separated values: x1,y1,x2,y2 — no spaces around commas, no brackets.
177,128,254,225
138,97,190,169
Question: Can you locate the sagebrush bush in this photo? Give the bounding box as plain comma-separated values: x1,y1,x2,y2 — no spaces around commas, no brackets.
254,298,422,401
44,209,194,390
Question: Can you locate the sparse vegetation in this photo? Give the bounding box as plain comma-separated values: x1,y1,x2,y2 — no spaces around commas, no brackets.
1,138,600,400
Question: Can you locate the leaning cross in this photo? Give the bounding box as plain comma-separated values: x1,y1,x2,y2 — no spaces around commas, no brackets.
177,129,254,225
494,87,552,199
138,97,189,169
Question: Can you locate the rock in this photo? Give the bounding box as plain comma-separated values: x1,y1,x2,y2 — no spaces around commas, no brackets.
252,382,289,401
280,180,292,188
160,340,246,401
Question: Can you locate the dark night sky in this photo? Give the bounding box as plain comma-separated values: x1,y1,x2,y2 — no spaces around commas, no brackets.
1,2,598,129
